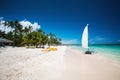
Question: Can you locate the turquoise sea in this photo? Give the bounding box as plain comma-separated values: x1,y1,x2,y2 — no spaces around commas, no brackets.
72,44,120,61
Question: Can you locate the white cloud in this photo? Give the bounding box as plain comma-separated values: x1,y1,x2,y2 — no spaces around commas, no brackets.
0,20,14,33
0,17,3,20
19,20,41,31
95,37,104,41
89,39,95,44
89,37,105,44
62,39,79,44
0,19,41,33
0,20,5,31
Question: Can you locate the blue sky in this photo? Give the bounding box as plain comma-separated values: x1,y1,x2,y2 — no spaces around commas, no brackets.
0,0,120,44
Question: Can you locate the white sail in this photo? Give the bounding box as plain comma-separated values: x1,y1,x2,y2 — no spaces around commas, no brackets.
82,24,88,48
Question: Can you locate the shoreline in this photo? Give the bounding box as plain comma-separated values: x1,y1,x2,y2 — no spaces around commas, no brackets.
70,46,120,66
0,46,120,80
65,46,120,80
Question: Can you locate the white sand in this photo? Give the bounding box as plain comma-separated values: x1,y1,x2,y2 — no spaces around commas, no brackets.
0,46,120,80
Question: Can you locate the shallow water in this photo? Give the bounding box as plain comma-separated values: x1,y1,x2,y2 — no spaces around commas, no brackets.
72,44,120,61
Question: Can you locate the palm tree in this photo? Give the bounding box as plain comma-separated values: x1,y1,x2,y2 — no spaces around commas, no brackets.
0,30,5,38
7,20,20,46
16,23,23,46
8,21,14,28
22,30,39,47
36,29,43,48
22,34,29,46
41,32,48,48
24,27,29,35
5,31,13,40
7,21,15,35
3,21,8,33
28,25,32,33
48,33,54,46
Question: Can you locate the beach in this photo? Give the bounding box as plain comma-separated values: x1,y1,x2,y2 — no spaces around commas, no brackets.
0,46,120,80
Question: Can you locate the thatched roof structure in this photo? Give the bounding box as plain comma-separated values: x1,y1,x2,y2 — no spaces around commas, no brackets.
0,38,13,43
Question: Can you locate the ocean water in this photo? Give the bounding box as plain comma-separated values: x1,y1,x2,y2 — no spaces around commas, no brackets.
73,44,120,61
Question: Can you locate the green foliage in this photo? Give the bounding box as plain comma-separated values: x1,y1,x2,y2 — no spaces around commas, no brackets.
0,30,6,38
0,20,62,47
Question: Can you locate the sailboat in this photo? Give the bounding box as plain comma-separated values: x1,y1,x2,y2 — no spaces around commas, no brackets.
82,24,92,54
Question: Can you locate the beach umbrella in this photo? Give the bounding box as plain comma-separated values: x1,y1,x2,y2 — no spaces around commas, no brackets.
0,38,13,43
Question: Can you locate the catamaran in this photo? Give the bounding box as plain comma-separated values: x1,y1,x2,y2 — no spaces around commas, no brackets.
82,24,92,54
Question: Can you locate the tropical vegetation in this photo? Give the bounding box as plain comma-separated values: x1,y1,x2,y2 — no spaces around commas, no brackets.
0,20,62,47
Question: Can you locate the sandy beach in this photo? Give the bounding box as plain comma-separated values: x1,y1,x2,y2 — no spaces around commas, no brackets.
0,46,120,80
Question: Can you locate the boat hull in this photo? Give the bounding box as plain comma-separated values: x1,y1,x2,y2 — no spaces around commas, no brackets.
85,51,92,54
